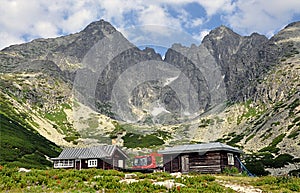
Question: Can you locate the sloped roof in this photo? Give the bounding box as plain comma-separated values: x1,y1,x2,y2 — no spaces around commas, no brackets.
52,145,128,160
158,142,242,154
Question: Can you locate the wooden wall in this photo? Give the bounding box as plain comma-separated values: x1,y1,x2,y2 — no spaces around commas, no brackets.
163,151,241,173
189,152,221,173
163,154,181,173
220,151,241,172
79,159,114,169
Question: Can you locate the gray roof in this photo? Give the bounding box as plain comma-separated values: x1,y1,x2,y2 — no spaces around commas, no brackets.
158,142,242,154
52,145,128,160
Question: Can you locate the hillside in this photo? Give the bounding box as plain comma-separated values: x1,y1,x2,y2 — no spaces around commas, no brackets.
0,20,299,175
0,92,60,168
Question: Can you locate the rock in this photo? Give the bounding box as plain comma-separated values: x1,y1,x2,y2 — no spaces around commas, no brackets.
153,180,185,189
170,172,182,178
119,179,139,184
18,168,31,172
93,175,103,179
124,173,137,179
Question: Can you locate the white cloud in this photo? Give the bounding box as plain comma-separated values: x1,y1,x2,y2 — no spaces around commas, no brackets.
99,0,143,24
191,18,203,27
0,0,101,49
138,4,181,28
197,0,235,16
225,0,300,36
0,0,300,50
34,21,58,38
151,0,235,15
61,8,95,33
0,32,24,49
193,29,210,42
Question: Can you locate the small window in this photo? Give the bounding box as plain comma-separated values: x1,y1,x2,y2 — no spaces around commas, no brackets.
54,160,74,168
227,153,234,165
88,159,97,167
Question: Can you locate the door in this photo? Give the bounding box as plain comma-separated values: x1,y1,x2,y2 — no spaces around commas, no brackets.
181,155,189,173
75,160,81,170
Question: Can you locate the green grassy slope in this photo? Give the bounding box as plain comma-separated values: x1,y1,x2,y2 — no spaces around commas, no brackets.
0,93,61,169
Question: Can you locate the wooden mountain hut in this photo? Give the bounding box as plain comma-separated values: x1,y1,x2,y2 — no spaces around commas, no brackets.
158,142,243,173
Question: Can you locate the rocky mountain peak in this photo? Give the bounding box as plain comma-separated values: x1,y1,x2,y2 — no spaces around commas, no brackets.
271,21,300,45
82,19,117,36
142,47,162,60
202,25,240,43
284,21,300,29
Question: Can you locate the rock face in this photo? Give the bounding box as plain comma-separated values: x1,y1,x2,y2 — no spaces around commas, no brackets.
169,26,278,105
2,19,299,124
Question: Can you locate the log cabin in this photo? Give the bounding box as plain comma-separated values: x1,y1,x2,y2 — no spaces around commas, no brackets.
51,145,129,170
158,142,243,173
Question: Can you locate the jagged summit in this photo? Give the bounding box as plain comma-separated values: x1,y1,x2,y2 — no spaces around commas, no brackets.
284,20,300,29
271,21,300,45
202,25,241,43
82,19,117,35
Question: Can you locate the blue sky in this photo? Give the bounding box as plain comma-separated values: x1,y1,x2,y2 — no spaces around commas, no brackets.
1,0,300,51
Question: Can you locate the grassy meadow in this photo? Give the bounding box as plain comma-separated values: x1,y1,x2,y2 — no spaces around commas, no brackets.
0,166,299,193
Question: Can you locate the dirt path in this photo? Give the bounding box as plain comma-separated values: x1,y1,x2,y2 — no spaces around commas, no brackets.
216,179,262,193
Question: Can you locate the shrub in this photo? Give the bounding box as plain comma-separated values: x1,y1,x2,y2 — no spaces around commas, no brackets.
227,134,244,146
271,154,294,168
244,159,270,176
259,133,286,154
222,167,239,175
122,133,164,148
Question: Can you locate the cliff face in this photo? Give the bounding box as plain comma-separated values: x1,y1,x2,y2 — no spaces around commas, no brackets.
0,19,299,172
168,25,283,105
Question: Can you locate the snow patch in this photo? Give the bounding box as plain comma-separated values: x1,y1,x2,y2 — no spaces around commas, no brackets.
163,76,178,86
151,106,170,116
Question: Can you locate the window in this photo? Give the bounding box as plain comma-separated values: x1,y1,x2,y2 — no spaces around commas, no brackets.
118,160,124,168
54,160,74,168
133,157,151,166
227,153,234,165
88,159,97,167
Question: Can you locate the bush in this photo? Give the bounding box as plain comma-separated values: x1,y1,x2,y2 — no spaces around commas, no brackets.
122,132,164,148
259,133,286,154
271,154,294,168
245,160,270,176
222,167,239,175
0,168,233,192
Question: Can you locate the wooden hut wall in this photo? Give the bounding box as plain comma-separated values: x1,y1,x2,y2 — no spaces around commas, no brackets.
220,151,227,171
220,151,241,172
163,154,180,173
77,159,115,170
162,151,241,173
81,159,88,169
188,152,221,173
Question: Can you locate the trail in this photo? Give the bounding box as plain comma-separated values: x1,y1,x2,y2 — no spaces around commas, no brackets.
216,179,262,193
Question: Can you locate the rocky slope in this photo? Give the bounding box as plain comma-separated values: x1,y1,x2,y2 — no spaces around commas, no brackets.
0,20,299,174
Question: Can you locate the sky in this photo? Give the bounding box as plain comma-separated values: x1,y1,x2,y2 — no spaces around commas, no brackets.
1,0,300,51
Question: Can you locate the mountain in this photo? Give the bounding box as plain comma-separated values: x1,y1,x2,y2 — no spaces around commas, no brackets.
0,20,299,174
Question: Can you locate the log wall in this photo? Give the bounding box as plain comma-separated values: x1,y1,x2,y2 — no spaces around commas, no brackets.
189,152,221,173
163,151,241,173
